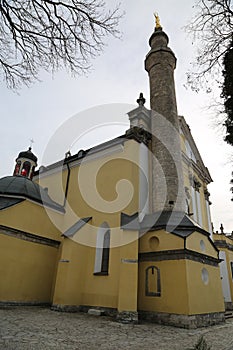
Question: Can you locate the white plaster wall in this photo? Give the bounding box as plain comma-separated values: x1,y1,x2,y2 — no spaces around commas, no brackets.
219,251,232,303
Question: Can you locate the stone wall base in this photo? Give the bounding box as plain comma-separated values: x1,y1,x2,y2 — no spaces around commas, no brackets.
79,305,117,318
139,310,225,329
52,304,138,324
0,301,50,308
116,311,138,324
225,302,233,311
51,304,80,313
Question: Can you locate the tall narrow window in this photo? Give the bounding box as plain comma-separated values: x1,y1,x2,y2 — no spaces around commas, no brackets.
101,230,110,273
230,262,233,280
13,160,21,176
94,223,110,275
145,266,161,296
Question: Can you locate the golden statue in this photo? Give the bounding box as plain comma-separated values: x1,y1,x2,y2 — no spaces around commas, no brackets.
154,12,162,29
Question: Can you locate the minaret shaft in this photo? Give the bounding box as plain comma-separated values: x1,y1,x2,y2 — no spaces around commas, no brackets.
145,27,185,213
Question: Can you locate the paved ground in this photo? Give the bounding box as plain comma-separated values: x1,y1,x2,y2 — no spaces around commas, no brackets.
1,307,233,349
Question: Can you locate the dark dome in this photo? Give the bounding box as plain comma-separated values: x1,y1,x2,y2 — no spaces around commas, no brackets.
17,147,38,163
0,176,64,212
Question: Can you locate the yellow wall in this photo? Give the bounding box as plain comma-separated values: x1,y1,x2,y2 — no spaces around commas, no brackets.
53,228,139,312
213,234,233,303
139,230,184,253
186,260,225,314
138,259,224,315
138,229,224,315
0,233,59,303
117,230,138,312
138,229,189,314
38,168,69,206
0,200,63,241
37,140,139,234
186,232,218,258
0,135,225,319
48,138,140,310
138,259,189,314
1,139,141,312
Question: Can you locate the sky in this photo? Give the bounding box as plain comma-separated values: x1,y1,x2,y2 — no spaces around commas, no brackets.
0,0,232,232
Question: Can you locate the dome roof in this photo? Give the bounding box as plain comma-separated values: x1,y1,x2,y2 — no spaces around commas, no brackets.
17,147,37,163
0,176,64,212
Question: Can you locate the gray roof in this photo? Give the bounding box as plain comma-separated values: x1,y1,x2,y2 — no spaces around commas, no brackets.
0,197,24,210
121,211,210,238
0,176,65,212
62,217,92,237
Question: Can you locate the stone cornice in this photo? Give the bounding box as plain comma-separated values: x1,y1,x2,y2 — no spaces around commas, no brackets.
125,127,152,146
214,240,233,252
0,224,60,248
182,151,212,185
139,249,220,267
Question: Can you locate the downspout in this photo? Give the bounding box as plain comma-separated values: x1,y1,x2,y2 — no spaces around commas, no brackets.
63,161,71,207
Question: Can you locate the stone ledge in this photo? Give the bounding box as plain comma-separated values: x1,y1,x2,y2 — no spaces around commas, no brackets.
225,302,233,311
139,310,225,329
116,311,138,324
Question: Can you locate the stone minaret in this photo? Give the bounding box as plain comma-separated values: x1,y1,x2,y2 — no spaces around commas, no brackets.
145,15,185,213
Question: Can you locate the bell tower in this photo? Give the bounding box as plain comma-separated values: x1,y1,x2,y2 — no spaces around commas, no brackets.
13,147,38,180
145,14,185,213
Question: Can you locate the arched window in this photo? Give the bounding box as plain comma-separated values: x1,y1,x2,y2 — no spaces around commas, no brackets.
21,161,31,177
145,266,161,297
30,166,35,180
94,223,110,275
13,160,21,175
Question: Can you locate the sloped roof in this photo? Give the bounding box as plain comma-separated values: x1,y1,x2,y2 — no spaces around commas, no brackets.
122,211,210,238
121,210,218,253
0,197,24,210
0,176,65,212
62,217,92,237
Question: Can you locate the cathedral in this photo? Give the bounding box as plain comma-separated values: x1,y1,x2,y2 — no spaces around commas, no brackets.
0,16,233,329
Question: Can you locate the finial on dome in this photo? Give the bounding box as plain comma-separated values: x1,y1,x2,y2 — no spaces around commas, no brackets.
154,12,162,29
137,92,146,106
29,138,34,149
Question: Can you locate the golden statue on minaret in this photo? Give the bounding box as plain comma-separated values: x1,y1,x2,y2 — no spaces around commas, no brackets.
154,12,162,29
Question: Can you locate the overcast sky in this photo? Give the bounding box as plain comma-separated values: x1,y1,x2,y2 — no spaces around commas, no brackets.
0,0,232,232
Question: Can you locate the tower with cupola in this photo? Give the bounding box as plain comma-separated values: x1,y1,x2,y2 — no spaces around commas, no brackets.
13,147,37,180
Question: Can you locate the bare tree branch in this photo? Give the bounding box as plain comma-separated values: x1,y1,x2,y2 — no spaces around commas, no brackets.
185,0,233,92
0,0,123,90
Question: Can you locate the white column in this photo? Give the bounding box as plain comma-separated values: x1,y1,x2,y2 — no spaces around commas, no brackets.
196,191,203,227
219,251,232,303
205,200,213,238
139,143,149,222
191,186,197,222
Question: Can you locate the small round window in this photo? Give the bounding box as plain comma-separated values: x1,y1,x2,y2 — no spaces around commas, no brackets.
201,268,209,285
149,236,159,250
